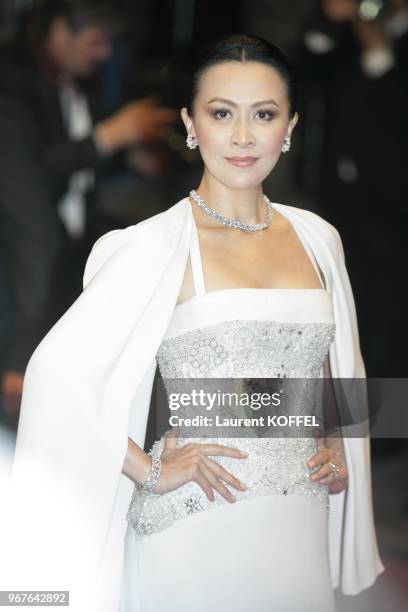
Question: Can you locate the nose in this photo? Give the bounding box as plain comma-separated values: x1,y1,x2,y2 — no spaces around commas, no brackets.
231,116,255,148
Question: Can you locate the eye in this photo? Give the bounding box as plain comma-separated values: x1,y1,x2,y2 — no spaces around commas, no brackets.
254,110,275,121
212,108,232,120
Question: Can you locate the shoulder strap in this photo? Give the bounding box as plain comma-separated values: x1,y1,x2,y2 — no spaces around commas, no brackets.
190,219,206,296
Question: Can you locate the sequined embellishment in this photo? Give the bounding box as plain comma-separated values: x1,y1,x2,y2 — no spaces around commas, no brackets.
127,318,336,538
156,320,335,379
127,436,330,538
183,496,203,514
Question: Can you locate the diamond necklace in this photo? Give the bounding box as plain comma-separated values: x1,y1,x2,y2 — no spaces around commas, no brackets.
189,190,273,232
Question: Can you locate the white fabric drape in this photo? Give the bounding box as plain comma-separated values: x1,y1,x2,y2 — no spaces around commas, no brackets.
3,198,384,612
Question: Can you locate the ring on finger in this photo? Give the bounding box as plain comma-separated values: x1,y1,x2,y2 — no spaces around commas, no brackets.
328,461,341,477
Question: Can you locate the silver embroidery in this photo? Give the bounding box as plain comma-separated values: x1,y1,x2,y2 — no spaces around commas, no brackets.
156,320,335,379
183,496,203,514
127,319,336,538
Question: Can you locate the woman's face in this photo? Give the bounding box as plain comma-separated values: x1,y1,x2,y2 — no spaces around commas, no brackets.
181,61,298,191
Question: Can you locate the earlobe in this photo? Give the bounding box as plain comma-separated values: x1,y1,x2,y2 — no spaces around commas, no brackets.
180,107,198,148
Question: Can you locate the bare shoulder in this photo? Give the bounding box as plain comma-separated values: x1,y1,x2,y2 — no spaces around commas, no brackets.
268,207,293,233
274,202,344,258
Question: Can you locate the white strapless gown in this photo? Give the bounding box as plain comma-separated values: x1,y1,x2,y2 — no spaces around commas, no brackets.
120,288,337,612
120,212,337,611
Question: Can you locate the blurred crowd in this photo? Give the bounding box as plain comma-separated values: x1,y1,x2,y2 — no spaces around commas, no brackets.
0,0,407,420
295,0,408,383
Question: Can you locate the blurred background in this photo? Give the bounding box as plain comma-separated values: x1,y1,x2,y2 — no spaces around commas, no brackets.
0,1,407,609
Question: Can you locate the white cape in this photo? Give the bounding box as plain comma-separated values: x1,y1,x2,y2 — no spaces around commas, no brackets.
4,197,384,611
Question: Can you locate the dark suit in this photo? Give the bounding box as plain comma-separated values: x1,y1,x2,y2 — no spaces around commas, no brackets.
295,17,408,377
0,36,107,373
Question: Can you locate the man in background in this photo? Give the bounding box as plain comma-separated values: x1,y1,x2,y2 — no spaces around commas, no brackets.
296,0,408,378
0,0,176,416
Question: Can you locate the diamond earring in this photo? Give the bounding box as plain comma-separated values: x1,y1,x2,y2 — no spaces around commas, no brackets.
281,136,291,153
186,134,198,150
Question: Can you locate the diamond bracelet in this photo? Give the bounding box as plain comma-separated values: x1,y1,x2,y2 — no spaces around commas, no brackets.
139,457,162,495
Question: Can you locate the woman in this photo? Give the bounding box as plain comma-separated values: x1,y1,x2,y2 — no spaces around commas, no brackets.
8,35,383,612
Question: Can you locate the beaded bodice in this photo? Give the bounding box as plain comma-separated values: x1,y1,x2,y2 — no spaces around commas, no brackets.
127,217,336,538
156,318,334,379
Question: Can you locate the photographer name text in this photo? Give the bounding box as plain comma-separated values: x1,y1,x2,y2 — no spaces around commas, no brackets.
169,414,319,428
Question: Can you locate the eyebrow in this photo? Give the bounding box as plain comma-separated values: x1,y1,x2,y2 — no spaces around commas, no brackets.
206,97,280,107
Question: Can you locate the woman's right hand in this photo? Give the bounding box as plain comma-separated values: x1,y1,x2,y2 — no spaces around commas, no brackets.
153,431,249,503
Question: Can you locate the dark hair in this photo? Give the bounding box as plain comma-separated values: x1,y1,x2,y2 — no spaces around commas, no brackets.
186,34,298,119
31,0,120,38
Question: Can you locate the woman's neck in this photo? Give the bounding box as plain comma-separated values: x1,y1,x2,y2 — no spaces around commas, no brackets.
194,174,265,226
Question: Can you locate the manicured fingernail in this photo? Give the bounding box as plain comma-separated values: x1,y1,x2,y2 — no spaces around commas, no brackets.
308,461,315,467
240,451,249,457
240,481,247,490
230,495,236,502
